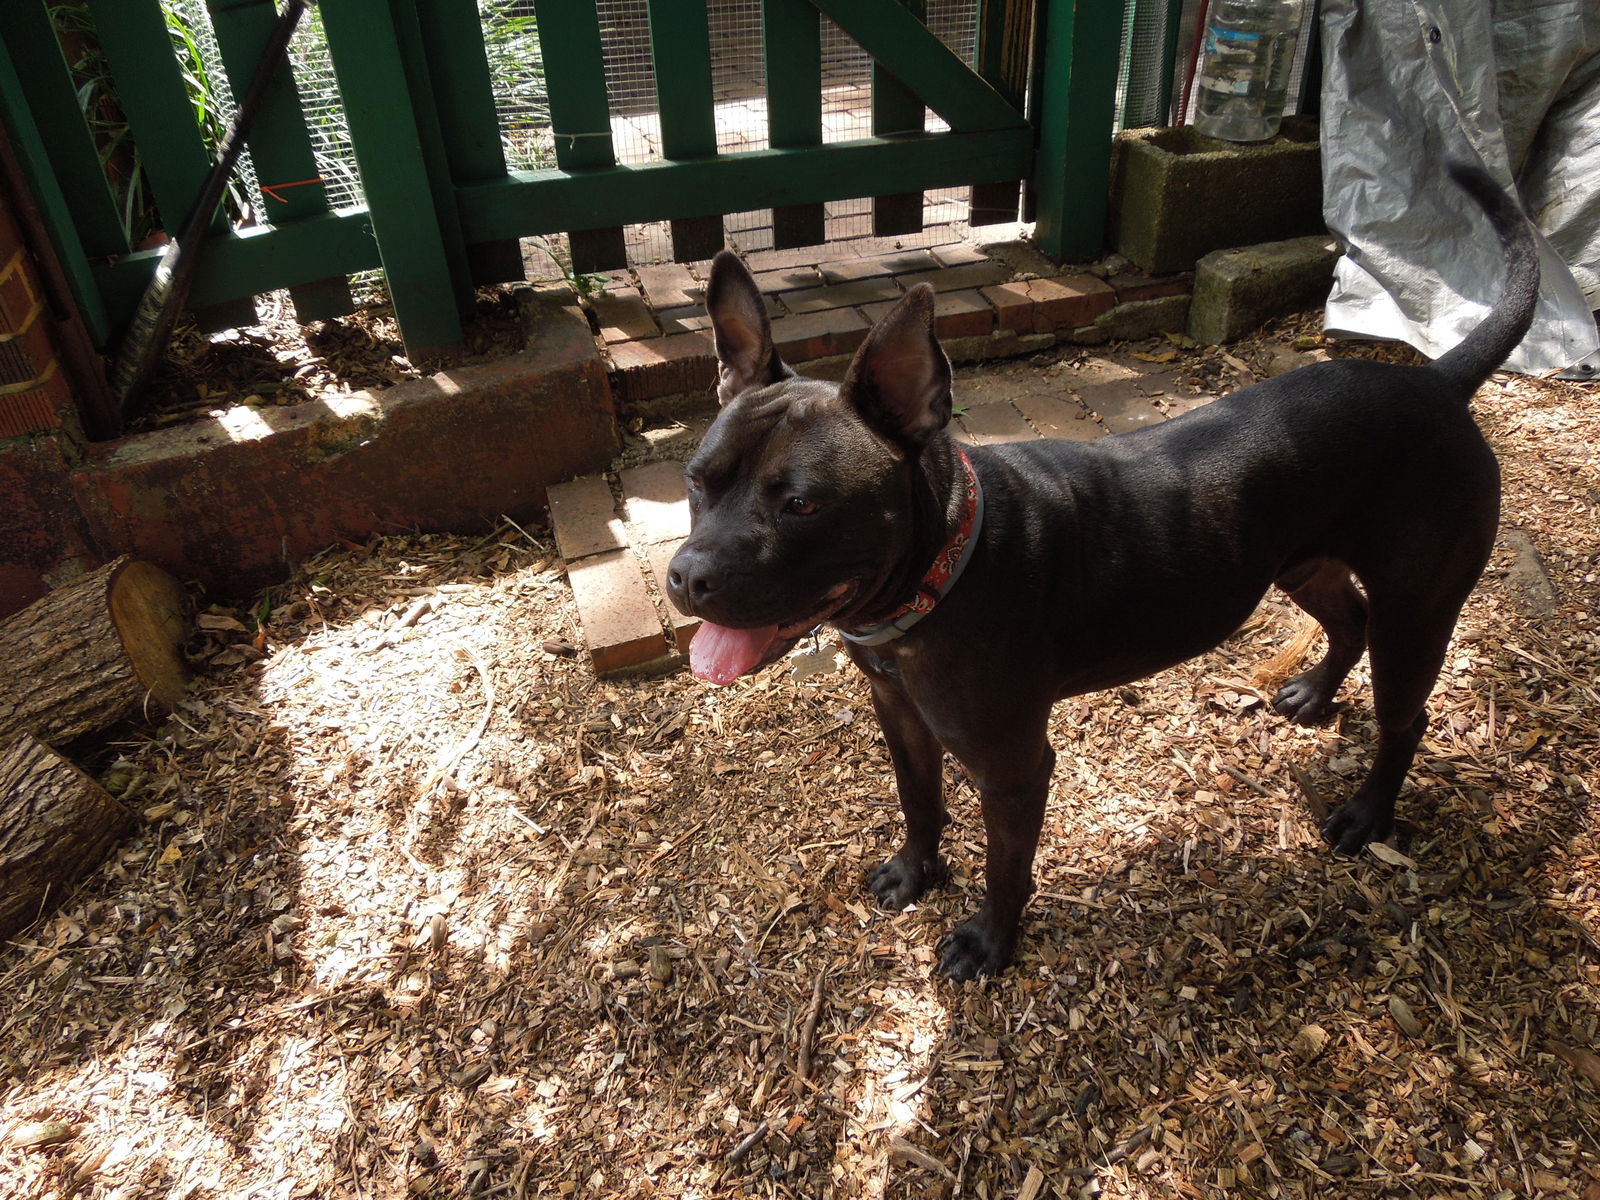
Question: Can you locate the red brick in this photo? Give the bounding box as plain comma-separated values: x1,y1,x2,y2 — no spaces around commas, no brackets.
619,460,690,543
929,289,995,339
1013,393,1107,441
818,249,938,284
978,282,1037,334
859,289,994,340
1027,275,1116,332
567,549,669,674
645,539,698,653
548,475,624,561
608,332,716,403
955,401,1034,445
591,290,659,343
636,263,701,310
768,308,870,363
1108,269,1193,304
780,278,903,314
897,261,1013,293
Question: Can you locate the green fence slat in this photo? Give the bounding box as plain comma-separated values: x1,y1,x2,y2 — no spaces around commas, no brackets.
0,37,110,347
95,209,380,329
84,0,256,330
457,127,1035,240
762,0,824,249
869,0,926,238
206,0,353,322
1032,0,1121,259
414,0,522,283
812,0,1026,132
4,1,127,258
321,0,468,357
646,0,722,262
530,0,626,272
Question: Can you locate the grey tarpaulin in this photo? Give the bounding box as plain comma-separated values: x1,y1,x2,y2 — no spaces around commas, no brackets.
1320,0,1600,376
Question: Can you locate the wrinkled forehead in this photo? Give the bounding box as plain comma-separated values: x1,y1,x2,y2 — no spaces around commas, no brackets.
690,379,871,483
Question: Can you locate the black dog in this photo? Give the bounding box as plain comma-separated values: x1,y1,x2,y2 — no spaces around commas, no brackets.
668,164,1538,979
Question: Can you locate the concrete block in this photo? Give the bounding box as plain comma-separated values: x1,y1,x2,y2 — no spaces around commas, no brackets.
1188,235,1340,345
1094,294,1192,341
1110,119,1322,274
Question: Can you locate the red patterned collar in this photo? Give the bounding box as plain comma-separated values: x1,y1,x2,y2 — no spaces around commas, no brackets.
840,448,985,647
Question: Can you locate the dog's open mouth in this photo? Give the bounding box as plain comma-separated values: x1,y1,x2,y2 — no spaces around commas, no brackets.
689,581,857,686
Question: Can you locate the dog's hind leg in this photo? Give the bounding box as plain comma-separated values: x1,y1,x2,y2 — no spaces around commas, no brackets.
1322,588,1472,854
1272,557,1369,724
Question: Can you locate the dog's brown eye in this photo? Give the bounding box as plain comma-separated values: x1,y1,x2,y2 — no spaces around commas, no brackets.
786,496,817,516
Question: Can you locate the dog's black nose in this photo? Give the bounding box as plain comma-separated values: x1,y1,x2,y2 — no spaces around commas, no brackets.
666,548,718,613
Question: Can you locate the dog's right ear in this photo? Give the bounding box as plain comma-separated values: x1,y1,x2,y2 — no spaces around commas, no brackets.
840,284,952,448
706,250,787,405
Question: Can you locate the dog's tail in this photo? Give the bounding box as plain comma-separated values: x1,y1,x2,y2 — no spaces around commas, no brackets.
1429,162,1540,392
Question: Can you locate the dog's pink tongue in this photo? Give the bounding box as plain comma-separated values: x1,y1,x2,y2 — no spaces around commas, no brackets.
690,621,779,686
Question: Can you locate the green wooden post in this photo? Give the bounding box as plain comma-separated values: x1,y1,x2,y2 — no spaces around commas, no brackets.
83,0,257,331
531,0,627,273
206,0,354,323
1031,0,1122,260
414,1,524,284
646,0,723,262
870,0,927,237
970,0,1033,224
763,0,825,249
321,0,469,357
0,37,111,348
3,1,128,259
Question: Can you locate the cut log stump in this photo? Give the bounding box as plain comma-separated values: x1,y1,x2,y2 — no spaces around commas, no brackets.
0,555,190,746
0,731,134,940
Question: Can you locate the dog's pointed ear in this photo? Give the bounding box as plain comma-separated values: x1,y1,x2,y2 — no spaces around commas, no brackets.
841,284,952,446
706,250,788,404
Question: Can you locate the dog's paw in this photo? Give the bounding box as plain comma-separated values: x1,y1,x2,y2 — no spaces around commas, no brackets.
866,853,943,909
1272,674,1338,725
1322,800,1394,856
936,918,1015,982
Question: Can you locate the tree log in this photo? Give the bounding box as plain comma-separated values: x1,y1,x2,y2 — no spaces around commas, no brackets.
0,556,189,746
0,731,133,939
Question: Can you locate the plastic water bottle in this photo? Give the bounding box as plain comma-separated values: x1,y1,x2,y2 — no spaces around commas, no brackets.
1192,0,1305,142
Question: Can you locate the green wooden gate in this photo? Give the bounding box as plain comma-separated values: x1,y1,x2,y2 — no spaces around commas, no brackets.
0,0,1131,372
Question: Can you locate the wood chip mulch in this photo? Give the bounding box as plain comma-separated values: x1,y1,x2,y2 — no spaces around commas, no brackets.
2,332,1599,1200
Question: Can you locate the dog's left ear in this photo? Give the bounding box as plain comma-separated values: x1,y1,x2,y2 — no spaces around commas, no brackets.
841,284,952,446
706,250,789,404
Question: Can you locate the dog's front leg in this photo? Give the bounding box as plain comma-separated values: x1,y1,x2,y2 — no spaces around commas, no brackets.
937,733,1055,980
864,676,949,909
